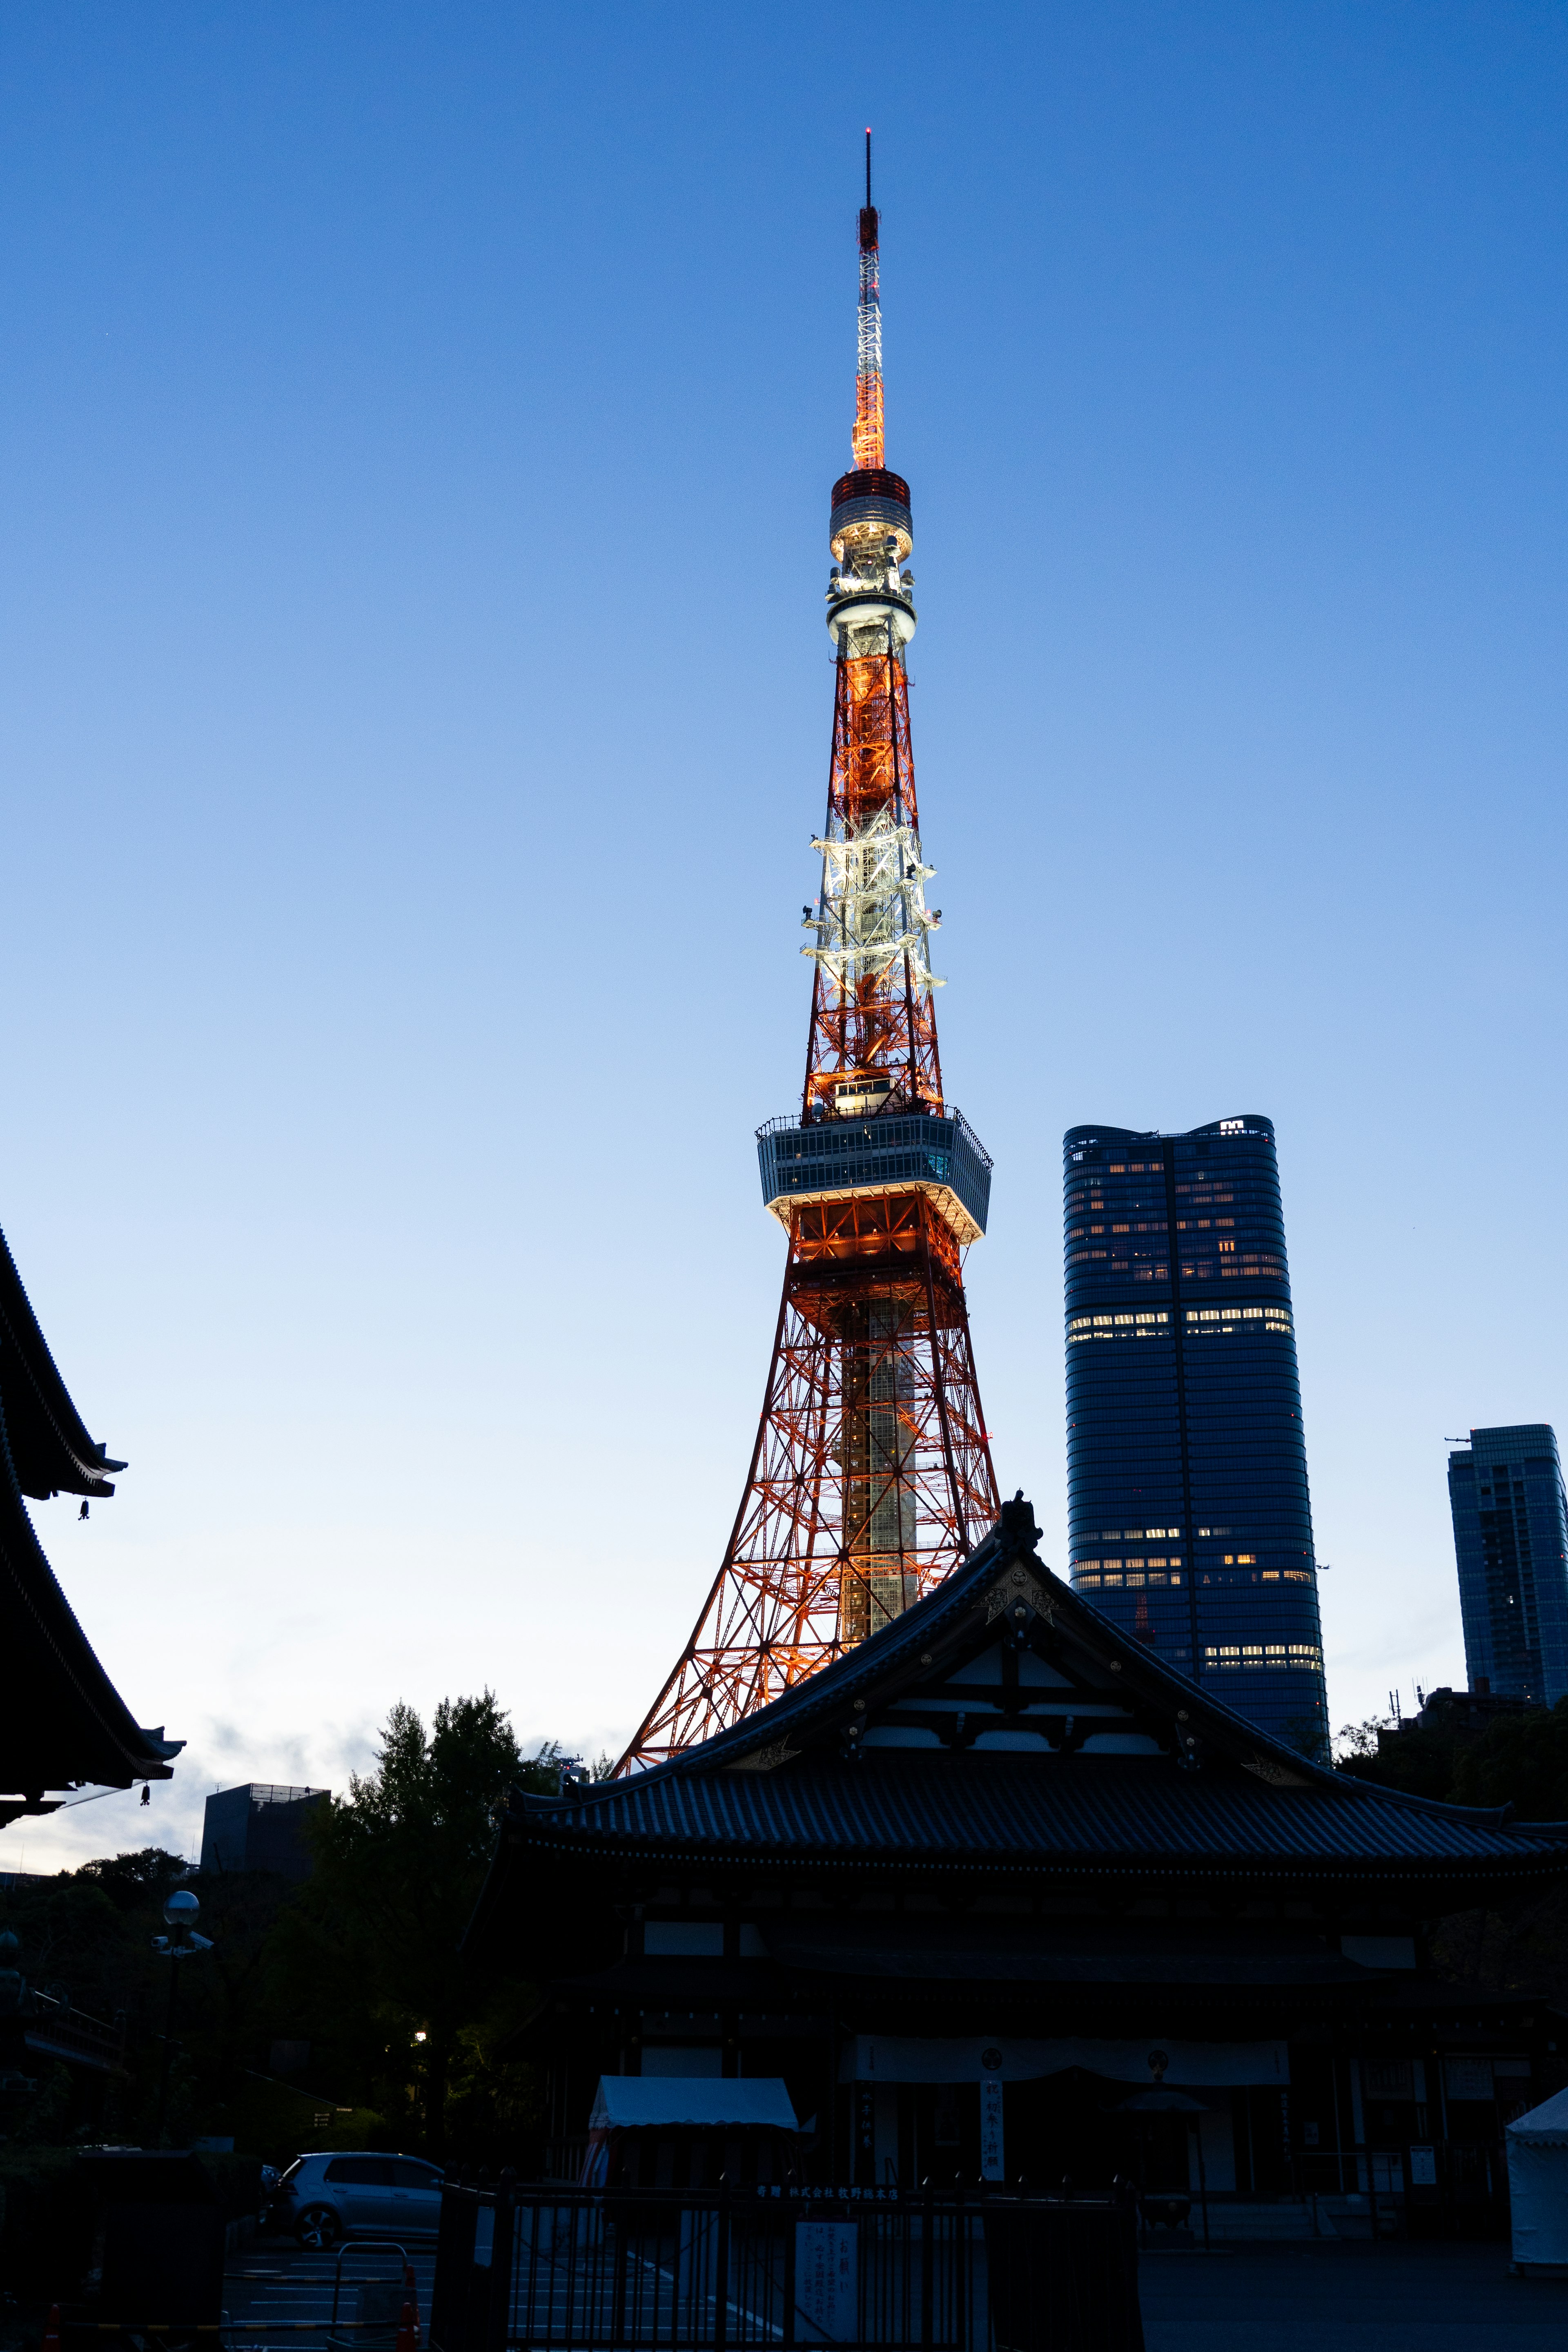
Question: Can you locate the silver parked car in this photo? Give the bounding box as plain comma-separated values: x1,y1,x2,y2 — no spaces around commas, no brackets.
270,2150,444,2248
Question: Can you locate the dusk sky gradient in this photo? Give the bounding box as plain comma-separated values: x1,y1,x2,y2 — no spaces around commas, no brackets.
4,3,1565,1869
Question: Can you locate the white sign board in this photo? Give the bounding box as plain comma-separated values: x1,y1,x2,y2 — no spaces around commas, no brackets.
795,2222,857,2344
844,2035,1289,2086
980,2073,1006,2180
1409,2146,1437,2187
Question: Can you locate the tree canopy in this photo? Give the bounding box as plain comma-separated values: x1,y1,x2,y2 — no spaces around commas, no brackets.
0,1693,570,2167
1334,1694,1568,2007
1335,1694,1568,1819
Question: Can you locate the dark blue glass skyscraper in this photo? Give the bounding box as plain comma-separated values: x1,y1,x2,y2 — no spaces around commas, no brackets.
1062,1115,1327,1747
1448,1426,1568,1705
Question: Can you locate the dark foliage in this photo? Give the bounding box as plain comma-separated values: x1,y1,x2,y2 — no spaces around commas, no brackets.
1334,1720,1457,1803
262,1691,536,2163
1450,1702,1568,1821
0,1696,563,2176
76,1848,192,1912
1335,1695,1568,2008
1334,1695,1568,1819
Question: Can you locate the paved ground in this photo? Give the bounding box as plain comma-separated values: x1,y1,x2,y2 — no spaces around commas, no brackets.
1140,2240,1568,2352
225,2229,1567,2352
224,2237,437,2350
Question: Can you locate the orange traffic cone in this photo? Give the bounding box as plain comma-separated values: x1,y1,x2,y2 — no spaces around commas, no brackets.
402,2266,421,2344
394,2302,418,2352
42,2307,63,2352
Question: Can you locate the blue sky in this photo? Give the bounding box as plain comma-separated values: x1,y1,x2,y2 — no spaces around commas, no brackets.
3,3,1565,1867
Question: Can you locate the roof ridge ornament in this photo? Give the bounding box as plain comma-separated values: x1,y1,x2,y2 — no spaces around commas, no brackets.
724,1738,801,1775
998,1490,1042,1550
985,1561,1056,1626
1240,1751,1312,1790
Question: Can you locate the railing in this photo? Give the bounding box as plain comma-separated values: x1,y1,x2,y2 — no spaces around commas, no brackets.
1294,2141,1507,2201
755,1107,993,1241
1292,2141,1510,2239
24,1990,125,2072
430,2178,1142,2352
756,1107,992,1167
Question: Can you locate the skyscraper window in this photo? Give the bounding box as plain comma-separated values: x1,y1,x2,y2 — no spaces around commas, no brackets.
1062,1116,1327,1749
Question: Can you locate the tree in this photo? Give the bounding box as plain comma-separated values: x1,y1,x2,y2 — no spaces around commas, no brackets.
265,1692,524,2158
2,1706,577,2165
1332,1697,1568,1816
1451,1698,1568,1820
0,1857,185,2144
1333,1715,1461,1804
1330,1698,1568,2012
76,1849,191,1913
1332,1718,1386,1765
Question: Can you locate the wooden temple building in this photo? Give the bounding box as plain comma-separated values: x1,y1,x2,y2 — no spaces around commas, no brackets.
472,1501,1568,2223
0,1222,179,1826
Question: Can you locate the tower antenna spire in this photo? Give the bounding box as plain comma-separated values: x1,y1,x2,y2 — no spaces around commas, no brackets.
854,134,883,470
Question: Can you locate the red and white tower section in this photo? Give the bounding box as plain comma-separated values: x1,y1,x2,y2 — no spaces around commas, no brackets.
619,156,1000,1770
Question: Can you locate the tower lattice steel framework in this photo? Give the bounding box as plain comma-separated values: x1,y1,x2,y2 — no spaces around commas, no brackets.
618,140,1000,1771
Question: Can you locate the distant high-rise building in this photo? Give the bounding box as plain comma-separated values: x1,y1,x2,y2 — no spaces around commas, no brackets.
199,1782,329,1881
1447,1427,1568,1705
1062,1114,1327,1746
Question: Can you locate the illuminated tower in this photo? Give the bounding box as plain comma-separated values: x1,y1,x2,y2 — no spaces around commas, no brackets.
619,141,1000,1770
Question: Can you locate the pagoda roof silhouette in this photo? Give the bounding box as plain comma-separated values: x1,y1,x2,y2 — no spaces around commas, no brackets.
0,1222,180,1821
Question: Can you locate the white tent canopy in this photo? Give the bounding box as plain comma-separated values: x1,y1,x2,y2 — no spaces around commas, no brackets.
1507,2087,1568,2272
588,2077,800,2132
1508,2086,1568,2146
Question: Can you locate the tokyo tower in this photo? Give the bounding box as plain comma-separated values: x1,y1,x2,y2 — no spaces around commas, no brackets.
618,140,999,1770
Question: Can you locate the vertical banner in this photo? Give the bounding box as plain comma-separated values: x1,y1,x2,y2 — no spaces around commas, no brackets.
855,2082,876,2184
980,2069,1006,2180
795,2221,858,2343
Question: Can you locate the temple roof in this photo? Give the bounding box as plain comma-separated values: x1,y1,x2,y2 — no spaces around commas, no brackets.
0,1225,125,1500
474,1502,1568,1934
507,1753,1568,1877
0,1221,178,1815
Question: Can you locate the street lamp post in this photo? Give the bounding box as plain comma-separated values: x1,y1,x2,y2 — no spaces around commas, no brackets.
151,1887,212,2147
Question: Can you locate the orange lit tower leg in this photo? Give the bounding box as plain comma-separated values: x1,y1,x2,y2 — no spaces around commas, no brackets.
617,142,999,1770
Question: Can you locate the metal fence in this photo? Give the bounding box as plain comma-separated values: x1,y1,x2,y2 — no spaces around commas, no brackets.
430,2180,1142,2352
1293,2141,1504,2196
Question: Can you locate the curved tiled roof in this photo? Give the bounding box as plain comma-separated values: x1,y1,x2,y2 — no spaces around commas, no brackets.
0,1408,176,1797
0,1223,124,1499
517,1750,1568,1877
0,1222,174,1805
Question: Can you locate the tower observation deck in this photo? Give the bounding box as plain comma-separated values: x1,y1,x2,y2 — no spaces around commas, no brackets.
618,140,1000,1770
